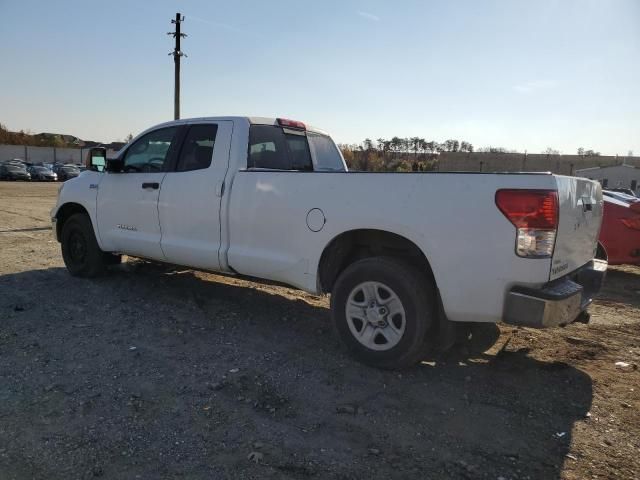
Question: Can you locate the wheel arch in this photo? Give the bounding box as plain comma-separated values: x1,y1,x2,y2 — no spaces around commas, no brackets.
54,202,91,242
317,229,437,295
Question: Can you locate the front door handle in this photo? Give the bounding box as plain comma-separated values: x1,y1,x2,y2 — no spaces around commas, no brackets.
142,182,159,190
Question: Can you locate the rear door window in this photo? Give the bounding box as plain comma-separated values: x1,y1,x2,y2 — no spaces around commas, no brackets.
248,125,312,171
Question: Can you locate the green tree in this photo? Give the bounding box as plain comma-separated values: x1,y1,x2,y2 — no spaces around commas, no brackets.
390,137,402,158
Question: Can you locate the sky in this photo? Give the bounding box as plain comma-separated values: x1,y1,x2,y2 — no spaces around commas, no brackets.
0,0,638,155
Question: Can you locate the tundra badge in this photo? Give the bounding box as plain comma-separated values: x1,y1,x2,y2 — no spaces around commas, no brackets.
117,224,137,231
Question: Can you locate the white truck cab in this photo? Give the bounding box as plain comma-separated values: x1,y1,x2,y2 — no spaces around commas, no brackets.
52,116,607,368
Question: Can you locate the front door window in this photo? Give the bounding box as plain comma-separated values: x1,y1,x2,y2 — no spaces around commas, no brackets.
122,127,178,173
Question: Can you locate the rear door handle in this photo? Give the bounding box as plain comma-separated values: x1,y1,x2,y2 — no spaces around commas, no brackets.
215,181,225,197
142,182,159,190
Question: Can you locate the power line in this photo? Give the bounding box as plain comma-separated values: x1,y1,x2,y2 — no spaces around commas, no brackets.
168,13,187,120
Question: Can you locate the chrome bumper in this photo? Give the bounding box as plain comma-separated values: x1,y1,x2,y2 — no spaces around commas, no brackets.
503,259,607,328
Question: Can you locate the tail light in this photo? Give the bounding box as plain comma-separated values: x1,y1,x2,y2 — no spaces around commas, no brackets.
495,189,559,258
621,217,640,230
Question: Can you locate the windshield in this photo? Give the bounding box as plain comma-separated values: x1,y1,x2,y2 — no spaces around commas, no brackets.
62,167,79,172
33,167,48,172
6,166,25,172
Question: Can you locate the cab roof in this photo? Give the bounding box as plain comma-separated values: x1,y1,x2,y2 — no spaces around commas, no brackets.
149,116,329,136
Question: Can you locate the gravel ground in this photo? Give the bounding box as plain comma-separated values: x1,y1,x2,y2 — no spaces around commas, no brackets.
0,181,638,480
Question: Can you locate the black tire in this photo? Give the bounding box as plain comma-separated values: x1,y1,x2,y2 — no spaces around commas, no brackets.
331,256,436,369
61,213,109,277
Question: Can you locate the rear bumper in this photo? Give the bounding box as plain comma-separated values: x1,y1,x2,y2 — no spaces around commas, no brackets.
503,259,607,328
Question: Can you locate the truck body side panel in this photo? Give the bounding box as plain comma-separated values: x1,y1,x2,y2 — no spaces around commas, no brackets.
226,171,557,324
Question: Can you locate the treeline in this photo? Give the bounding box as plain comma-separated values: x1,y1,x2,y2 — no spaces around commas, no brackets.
0,123,77,148
339,137,475,172
339,137,606,172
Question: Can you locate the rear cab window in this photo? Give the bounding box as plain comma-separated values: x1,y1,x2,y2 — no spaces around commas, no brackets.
247,124,345,172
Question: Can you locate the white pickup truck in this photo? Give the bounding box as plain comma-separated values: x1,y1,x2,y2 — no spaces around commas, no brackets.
52,116,607,368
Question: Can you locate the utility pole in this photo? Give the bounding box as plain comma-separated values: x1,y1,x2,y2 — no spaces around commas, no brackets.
168,13,186,120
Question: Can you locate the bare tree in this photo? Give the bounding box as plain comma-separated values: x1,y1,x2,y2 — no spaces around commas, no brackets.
443,139,460,152
460,141,474,153
410,137,421,157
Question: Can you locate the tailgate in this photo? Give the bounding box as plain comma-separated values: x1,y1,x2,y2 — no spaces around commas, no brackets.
550,176,603,280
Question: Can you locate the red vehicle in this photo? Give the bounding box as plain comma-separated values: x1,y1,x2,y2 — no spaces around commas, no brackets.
599,195,640,265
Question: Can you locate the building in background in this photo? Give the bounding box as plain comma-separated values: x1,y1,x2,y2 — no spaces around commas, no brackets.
575,164,640,194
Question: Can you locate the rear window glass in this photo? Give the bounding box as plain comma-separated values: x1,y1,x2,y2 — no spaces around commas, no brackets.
284,131,312,170
307,133,345,171
248,125,312,171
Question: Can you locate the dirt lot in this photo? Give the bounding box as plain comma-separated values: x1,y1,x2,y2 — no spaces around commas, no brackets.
0,181,638,480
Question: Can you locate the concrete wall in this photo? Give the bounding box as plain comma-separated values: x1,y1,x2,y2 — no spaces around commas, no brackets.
0,144,120,165
575,164,640,193
438,152,640,175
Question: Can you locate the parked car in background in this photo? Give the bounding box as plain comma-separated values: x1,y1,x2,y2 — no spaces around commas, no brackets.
53,164,81,181
599,196,640,265
28,165,58,181
608,187,637,197
3,159,27,169
603,190,639,204
0,163,31,181
5,158,26,165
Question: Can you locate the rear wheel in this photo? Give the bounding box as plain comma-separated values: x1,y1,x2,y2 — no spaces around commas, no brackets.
61,213,111,277
331,256,436,369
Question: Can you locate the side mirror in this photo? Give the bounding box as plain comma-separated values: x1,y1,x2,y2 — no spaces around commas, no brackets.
87,147,106,172
106,158,124,173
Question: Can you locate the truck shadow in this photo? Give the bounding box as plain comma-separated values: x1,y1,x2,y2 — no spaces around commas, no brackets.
0,263,592,480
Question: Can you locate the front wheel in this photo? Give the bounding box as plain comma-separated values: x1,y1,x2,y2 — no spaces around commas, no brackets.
331,257,436,369
61,213,110,277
